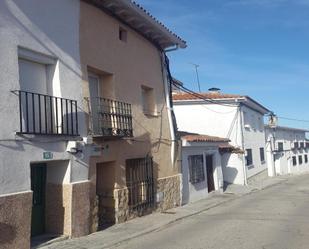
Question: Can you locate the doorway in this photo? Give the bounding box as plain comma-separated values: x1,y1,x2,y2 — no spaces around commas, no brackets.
31,163,47,237
206,155,215,193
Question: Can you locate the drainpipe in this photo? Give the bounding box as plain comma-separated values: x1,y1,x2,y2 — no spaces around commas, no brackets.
161,46,179,167
239,103,248,185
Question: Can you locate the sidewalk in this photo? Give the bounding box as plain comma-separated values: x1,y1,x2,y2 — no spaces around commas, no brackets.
39,175,288,249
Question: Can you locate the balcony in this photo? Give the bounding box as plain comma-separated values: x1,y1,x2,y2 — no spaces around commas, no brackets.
90,97,133,138
14,90,79,136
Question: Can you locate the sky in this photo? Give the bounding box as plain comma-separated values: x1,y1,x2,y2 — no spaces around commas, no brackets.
136,0,309,130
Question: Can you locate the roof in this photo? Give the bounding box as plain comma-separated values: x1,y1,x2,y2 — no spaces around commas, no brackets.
265,125,309,133
179,131,230,143
173,92,270,114
173,92,242,101
85,0,186,50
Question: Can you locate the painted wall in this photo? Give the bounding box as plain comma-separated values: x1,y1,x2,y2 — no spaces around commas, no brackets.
181,141,223,204
265,127,309,176
79,1,178,188
241,105,268,178
0,0,89,195
174,101,247,184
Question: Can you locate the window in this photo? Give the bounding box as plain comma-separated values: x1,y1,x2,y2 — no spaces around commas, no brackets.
305,155,308,164
188,155,205,184
277,142,284,152
260,148,265,163
245,149,253,167
300,142,305,149
299,155,303,165
141,85,156,115
292,156,297,166
119,27,127,42
126,157,154,210
294,142,299,149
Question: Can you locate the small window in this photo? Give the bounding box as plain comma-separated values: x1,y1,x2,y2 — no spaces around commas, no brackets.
119,27,127,42
300,142,305,149
260,147,265,163
305,155,308,164
245,149,253,167
292,156,297,166
294,142,299,149
278,142,284,152
141,85,156,115
188,155,205,184
299,155,303,165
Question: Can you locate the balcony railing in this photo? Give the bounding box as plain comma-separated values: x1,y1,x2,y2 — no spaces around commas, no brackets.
14,90,79,136
91,97,133,138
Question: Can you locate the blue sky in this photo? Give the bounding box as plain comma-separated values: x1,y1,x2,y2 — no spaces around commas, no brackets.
136,0,309,129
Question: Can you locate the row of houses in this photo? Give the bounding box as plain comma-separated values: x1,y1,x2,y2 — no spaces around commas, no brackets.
173,90,309,204
0,1,307,249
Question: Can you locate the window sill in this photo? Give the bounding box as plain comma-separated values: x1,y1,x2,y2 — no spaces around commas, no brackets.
247,164,254,169
143,111,159,118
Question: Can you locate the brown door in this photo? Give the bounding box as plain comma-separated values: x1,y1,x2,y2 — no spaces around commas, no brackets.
206,155,215,193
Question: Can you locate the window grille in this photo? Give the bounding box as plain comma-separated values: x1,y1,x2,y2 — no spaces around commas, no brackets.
188,155,205,184
126,156,154,211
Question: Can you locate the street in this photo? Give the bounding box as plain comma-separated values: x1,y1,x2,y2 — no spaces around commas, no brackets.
111,174,309,249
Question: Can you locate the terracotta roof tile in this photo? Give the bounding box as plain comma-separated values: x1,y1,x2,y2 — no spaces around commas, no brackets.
173,92,243,101
179,131,230,143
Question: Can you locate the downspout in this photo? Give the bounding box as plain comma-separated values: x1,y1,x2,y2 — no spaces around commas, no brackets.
161,47,179,167
239,103,248,185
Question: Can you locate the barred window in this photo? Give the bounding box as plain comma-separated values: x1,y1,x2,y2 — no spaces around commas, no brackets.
188,155,205,184
126,156,154,211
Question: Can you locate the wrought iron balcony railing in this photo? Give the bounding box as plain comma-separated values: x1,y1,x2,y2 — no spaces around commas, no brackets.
14,90,79,136
91,97,133,138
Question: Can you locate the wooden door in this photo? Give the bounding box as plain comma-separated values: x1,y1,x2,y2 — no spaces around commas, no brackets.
206,155,215,193
31,164,47,237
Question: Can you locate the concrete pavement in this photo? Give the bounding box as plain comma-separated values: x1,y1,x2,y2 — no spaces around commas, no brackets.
39,174,292,249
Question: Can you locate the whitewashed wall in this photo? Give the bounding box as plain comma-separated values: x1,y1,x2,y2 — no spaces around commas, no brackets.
241,105,268,178
0,0,90,196
181,142,223,204
265,127,309,176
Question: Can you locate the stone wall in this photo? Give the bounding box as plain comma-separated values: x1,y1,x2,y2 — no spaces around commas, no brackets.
114,187,129,223
45,183,72,236
71,181,91,238
157,174,182,211
0,191,32,249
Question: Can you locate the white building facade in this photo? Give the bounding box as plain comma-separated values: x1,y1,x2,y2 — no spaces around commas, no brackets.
0,1,93,248
173,92,270,185
265,126,309,177
180,132,227,204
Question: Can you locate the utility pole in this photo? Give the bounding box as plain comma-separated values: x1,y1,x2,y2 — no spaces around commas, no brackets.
190,63,201,93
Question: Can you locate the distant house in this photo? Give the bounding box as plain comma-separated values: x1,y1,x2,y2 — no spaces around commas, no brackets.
265,126,309,176
180,131,240,204
173,89,270,185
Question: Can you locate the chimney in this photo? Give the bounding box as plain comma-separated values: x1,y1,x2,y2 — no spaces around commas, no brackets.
208,87,221,94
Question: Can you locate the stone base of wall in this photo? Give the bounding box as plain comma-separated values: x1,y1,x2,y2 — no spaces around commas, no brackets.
0,191,32,249
114,187,129,223
71,181,91,238
45,183,72,236
157,174,181,211
45,181,91,238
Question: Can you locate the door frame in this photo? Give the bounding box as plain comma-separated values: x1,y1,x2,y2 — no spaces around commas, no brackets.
30,163,47,237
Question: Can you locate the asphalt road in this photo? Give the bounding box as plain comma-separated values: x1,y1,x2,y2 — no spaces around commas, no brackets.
111,174,309,249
